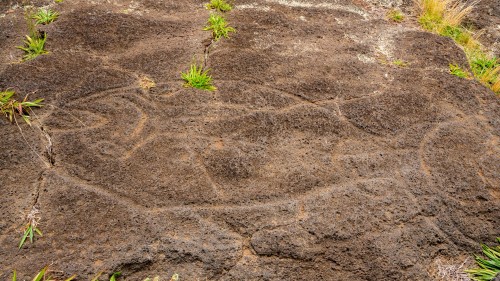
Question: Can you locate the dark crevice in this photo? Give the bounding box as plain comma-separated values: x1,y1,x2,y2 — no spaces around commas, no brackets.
32,170,46,207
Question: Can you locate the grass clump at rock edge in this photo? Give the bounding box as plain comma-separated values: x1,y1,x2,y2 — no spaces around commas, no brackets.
0,89,43,125
466,238,500,281
12,266,75,281
181,63,216,91
203,13,235,41
416,0,499,95
32,8,59,25
469,54,500,88
206,0,232,12
416,0,475,33
12,268,179,281
449,63,469,78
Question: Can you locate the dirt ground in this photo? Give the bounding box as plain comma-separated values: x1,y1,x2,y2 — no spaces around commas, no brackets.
0,0,499,280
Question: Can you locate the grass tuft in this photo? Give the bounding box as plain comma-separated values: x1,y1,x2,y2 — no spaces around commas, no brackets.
206,0,232,12
203,13,235,41
466,238,500,281
0,89,43,125
470,54,498,79
392,59,409,67
468,52,500,89
449,63,469,78
32,8,59,25
387,9,404,22
17,33,48,61
440,25,475,47
181,63,216,91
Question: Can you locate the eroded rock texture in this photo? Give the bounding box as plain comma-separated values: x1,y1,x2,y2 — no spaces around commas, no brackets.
0,0,498,280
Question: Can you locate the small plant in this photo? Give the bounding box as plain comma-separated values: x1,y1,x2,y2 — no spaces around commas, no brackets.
32,9,59,25
203,13,235,41
470,55,498,78
206,0,232,12
387,9,404,22
18,8,48,61
17,32,48,61
181,63,216,91
109,272,121,281
0,89,43,125
449,63,469,78
13,267,76,281
440,25,475,46
466,238,500,281
469,53,500,92
392,59,409,67
19,206,43,249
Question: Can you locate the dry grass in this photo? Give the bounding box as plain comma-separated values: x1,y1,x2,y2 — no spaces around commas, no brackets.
441,1,475,27
416,0,477,31
139,76,156,90
492,76,500,93
416,0,499,95
480,65,500,85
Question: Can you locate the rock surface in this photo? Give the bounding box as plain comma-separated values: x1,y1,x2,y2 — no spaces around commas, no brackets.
0,0,499,280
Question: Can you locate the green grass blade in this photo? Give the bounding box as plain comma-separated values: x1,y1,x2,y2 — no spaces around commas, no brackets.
22,115,31,126
109,272,121,281
32,267,48,281
19,226,30,249
467,240,500,281
29,225,34,243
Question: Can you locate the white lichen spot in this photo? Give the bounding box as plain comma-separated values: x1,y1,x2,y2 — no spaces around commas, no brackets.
237,3,272,11
357,54,376,63
263,0,369,19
